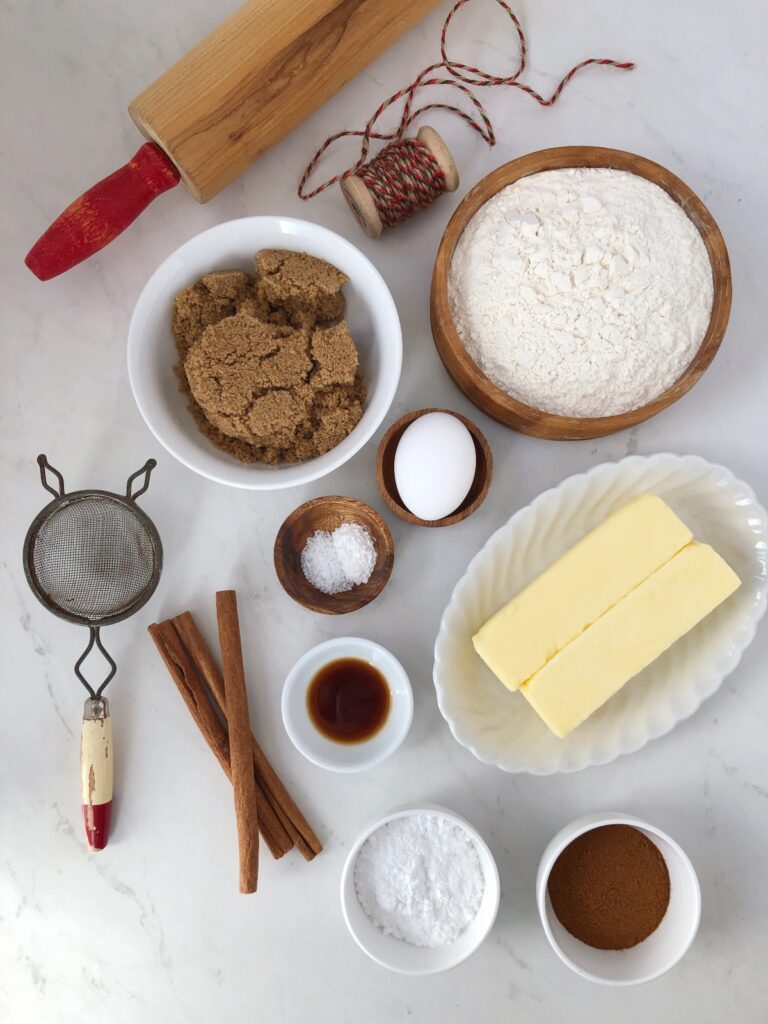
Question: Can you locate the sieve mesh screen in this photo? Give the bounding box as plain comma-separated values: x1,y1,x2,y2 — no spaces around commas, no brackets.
30,495,158,621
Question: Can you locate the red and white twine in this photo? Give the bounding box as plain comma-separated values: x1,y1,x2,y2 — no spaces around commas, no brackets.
298,0,635,222
356,137,448,228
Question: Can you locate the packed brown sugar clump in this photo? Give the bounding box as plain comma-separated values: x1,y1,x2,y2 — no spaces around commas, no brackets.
171,253,366,465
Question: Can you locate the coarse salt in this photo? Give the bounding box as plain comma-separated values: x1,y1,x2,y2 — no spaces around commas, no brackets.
354,813,485,948
301,522,376,595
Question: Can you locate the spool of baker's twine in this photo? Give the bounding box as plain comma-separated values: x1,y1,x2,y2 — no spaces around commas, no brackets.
340,127,458,239
298,0,634,238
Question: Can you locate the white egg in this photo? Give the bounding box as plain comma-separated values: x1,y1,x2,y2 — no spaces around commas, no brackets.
393,412,477,521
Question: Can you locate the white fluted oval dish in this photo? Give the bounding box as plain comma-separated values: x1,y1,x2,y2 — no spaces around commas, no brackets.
433,454,767,774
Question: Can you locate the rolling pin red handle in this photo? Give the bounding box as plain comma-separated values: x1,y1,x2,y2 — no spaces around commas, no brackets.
25,142,180,281
81,697,113,851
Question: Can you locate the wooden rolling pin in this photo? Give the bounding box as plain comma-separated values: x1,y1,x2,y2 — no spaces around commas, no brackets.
25,0,441,280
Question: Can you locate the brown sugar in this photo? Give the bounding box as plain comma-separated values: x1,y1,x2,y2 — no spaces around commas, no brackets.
200,270,251,301
255,250,347,327
171,251,366,465
307,384,365,454
184,314,312,445
172,270,254,356
547,824,671,950
310,322,358,386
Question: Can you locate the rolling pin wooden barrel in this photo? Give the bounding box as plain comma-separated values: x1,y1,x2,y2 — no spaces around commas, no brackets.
25,0,442,280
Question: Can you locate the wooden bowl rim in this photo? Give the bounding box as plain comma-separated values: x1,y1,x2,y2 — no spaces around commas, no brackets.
431,145,732,440
376,407,493,527
273,495,394,614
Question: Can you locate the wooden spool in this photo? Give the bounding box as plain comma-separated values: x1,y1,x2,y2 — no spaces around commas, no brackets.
340,126,459,238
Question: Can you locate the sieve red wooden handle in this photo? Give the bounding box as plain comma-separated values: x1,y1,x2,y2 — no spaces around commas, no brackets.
81,697,113,851
25,143,180,281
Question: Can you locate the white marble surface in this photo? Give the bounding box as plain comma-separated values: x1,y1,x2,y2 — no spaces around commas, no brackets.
2,0,767,1020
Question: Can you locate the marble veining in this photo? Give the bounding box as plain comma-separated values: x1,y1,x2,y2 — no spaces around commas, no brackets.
2,0,767,1021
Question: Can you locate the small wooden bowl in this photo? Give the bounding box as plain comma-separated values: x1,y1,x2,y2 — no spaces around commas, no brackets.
376,408,493,527
274,496,394,614
431,146,732,440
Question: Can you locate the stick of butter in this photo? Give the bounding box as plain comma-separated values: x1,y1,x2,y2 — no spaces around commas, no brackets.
520,541,740,738
472,495,692,692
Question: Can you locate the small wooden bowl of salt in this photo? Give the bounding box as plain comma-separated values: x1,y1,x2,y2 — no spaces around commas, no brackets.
274,496,394,615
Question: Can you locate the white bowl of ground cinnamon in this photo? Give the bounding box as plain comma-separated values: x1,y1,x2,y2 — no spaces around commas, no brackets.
128,217,402,489
537,812,701,985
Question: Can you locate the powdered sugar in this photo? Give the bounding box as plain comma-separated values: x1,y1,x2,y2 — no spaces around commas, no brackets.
353,813,485,948
448,168,714,417
301,522,376,594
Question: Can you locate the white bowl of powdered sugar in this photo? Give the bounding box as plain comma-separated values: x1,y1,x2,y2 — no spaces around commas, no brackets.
341,805,500,974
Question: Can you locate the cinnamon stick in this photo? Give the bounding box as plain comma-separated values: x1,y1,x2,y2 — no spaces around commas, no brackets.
173,611,323,860
148,621,291,860
216,591,260,894
148,621,230,774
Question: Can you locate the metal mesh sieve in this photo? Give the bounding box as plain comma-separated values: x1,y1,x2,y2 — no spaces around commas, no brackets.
23,455,162,696
30,494,158,622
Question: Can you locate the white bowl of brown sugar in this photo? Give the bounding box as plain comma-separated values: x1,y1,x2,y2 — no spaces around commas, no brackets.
128,217,402,489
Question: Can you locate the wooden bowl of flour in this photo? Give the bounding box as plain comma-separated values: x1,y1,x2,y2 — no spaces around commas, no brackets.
431,146,731,440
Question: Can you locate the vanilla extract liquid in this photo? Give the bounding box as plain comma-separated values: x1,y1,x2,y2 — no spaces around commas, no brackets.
307,658,391,743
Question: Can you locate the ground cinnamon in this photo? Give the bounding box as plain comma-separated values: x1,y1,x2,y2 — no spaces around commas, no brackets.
216,591,260,894
547,824,670,950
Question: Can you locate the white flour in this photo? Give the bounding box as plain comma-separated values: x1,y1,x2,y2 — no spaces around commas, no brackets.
353,813,484,948
448,168,714,416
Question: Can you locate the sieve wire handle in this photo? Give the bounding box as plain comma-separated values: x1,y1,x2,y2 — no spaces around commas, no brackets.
126,459,157,502
81,696,113,851
74,627,116,699
37,454,66,498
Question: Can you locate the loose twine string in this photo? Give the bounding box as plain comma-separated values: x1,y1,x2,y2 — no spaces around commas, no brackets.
298,0,635,224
